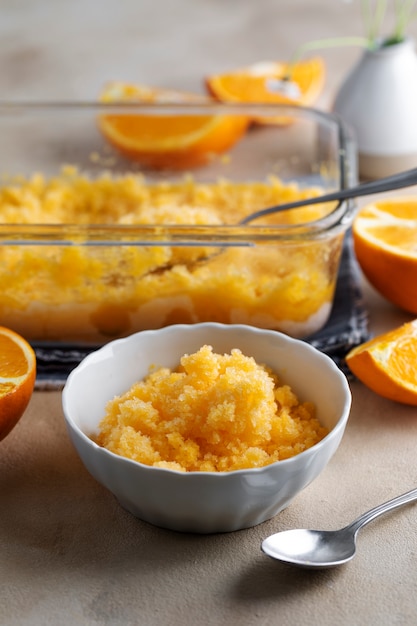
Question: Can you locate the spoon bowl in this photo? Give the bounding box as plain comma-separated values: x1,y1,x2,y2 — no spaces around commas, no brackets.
262,528,357,569
262,486,417,568
195,167,417,265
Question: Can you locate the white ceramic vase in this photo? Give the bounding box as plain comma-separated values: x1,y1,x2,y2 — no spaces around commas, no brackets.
333,37,417,179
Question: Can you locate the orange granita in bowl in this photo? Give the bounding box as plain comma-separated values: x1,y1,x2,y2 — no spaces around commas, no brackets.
62,322,351,532
96,344,328,472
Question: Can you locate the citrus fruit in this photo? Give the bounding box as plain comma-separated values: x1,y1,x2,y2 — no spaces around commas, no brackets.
0,326,36,441
352,198,417,314
205,57,325,123
346,320,417,405
99,82,249,169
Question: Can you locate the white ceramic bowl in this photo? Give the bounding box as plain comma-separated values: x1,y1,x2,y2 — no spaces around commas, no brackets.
62,323,351,533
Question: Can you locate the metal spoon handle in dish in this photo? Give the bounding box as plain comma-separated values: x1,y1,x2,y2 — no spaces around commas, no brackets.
261,486,417,569
241,166,417,224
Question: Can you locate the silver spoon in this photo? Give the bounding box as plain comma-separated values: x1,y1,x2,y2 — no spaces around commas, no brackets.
261,487,417,569
239,166,417,224
188,166,417,266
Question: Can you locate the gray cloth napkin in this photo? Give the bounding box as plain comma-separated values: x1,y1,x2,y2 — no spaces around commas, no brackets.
305,231,370,374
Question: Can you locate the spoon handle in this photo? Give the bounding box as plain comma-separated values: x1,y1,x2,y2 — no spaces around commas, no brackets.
241,166,417,224
346,487,417,536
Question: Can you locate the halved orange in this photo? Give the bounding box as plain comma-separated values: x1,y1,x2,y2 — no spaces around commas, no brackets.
205,57,325,123
0,326,36,441
98,82,249,169
352,198,417,314
346,320,417,405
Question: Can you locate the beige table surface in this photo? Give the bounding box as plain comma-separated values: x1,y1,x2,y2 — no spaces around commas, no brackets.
2,1,417,625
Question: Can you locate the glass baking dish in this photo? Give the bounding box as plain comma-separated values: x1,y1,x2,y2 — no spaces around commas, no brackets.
0,102,356,345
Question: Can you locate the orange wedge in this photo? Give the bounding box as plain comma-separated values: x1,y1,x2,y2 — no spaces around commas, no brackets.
99,82,249,169
346,320,417,405
0,326,36,441
352,198,417,314
205,57,325,123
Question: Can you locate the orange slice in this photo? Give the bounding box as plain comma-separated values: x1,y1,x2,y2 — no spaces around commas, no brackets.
346,320,417,405
205,57,325,123
0,326,36,441
99,82,249,169
352,198,417,314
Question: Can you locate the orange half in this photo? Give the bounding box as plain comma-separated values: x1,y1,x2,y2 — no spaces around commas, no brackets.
205,57,325,123
99,82,249,169
346,320,417,405
0,326,36,441
353,198,417,314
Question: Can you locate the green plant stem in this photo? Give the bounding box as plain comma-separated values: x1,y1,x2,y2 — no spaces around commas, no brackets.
284,1,417,81
393,0,417,40
361,0,388,46
284,37,368,80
